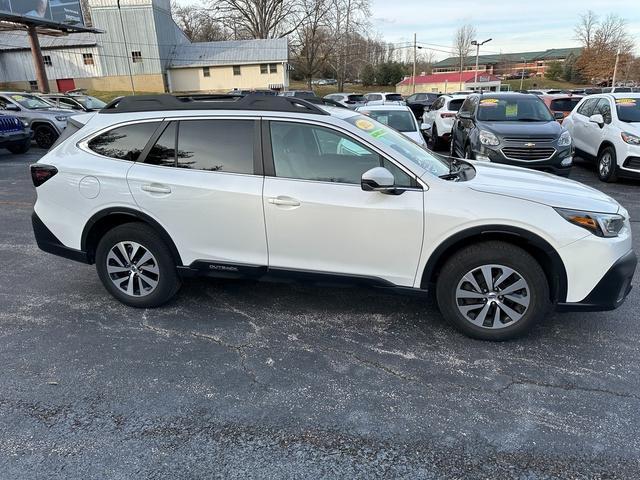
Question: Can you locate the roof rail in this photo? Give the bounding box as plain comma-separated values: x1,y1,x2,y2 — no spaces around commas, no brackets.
100,94,330,115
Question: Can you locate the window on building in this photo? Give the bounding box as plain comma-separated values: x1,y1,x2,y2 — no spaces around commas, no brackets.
82,53,94,65
269,63,277,74
260,64,268,74
131,51,143,63
43,55,52,67
28,81,38,91
233,65,241,76
176,120,255,174
203,66,210,77
88,122,160,161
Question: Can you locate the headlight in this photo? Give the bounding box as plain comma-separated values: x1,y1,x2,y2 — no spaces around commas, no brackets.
479,130,499,146
555,208,625,238
557,130,572,147
55,115,68,122
621,132,640,145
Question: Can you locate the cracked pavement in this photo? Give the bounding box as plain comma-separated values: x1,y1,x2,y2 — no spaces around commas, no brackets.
1,149,639,479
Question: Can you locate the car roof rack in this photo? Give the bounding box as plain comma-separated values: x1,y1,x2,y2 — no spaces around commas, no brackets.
100,93,330,115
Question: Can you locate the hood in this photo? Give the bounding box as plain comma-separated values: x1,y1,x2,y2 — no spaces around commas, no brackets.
35,108,76,117
479,120,563,137
467,162,620,213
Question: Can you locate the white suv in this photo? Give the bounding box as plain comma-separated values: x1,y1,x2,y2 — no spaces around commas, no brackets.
31,94,636,340
563,93,640,182
421,94,467,149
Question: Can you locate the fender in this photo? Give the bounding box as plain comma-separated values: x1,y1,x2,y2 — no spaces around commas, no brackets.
421,224,568,303
81,207,183,266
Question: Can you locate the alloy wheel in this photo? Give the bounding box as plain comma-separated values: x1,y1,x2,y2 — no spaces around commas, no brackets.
455,264,531,329
106,241,159,297
599,153,612,177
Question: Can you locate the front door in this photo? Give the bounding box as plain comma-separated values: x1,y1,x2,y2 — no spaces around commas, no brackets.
127,118,268,268
262,120,424,287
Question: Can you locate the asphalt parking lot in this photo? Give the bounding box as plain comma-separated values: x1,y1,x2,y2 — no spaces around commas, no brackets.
1,148,639,479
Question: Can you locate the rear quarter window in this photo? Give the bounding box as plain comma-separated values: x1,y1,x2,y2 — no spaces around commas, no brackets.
87,121,160,161
550,98,581,112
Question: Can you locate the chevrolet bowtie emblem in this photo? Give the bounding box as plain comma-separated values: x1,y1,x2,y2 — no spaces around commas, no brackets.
524,142,536,147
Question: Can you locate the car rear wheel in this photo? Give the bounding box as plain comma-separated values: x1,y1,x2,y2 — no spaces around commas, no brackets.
464,144,474,160
428,124,442,151
33,124,58,149
597,146,618,183
435,241,550,340
7,141,30,154
95,223,181,308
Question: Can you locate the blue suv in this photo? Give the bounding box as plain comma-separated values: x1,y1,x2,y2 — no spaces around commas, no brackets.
0,114,32,154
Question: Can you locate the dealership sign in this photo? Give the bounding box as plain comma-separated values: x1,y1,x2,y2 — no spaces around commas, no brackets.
0,0,85,26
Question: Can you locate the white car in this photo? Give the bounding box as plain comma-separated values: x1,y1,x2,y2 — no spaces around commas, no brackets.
31,94,636,341
563,93,640,182
322,93,366,109
363,92,405,106
421,94,467,149
356,104,426,146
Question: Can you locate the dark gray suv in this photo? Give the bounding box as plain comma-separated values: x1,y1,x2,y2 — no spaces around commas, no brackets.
450,93,574,176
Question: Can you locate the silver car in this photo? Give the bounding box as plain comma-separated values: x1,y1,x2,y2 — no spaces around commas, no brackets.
323,93,366,109
0,92,76,148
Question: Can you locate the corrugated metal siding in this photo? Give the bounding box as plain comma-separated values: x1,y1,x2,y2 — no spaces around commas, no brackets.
169,38,288,69
0,47,101,82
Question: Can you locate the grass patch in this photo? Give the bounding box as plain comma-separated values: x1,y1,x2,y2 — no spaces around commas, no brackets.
88,90,163,103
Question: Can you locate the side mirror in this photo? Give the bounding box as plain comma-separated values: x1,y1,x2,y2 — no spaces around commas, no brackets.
458,110,472,120
554,111,564,120
589,113,604,127
4,104,19,111
361,167,396,193
421,123,430,131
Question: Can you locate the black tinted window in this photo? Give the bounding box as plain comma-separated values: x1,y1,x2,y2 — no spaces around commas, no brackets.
270,121,412,186
615,98,640,122
88,122,159,161
458,97,475,115
550,98,581,112
595,98,612,124
577,98,599,116
146,122,177,166
448,99,464,111
176,120,254,174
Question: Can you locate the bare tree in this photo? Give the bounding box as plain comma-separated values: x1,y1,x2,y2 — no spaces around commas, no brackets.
453,24,476,89
172,3,229,42
574,10,597,49
293,0,334,88
211,0,303,39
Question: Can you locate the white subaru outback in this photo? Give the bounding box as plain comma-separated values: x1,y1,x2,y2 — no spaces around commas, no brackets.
30,94,636,340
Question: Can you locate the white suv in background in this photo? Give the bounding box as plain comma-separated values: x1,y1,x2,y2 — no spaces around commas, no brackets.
422,94,467,149
363,92,406,106
563,93,640,182
355,104,426,146
31,94,636,341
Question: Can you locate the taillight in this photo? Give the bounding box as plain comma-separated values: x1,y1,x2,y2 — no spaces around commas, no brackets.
440,112,456,118
30,164,58,187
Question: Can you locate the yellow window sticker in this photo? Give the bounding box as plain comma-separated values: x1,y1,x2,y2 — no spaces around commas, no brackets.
479,98,499,107
11,95,25,101
355,118,375,131
505,104,518,116
616,98,637,106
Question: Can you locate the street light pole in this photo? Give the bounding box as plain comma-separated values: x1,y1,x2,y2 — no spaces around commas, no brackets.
519,57,526,91
611,48,621,87
472,38,492,89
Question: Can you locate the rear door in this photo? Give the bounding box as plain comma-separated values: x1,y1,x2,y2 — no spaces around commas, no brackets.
262,119,424,287
126,117,268,268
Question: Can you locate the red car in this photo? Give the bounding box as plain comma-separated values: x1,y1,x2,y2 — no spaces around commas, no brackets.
541,94,583,123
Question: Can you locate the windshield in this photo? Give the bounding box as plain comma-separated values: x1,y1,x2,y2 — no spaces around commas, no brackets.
477,97,554,122
75,95,107,109
9,94,54,110
361,110,416,132
346,114,450,177
615,98,640,122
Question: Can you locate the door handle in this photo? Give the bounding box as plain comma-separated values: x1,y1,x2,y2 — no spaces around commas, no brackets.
141,184,171,194
268,196,300,207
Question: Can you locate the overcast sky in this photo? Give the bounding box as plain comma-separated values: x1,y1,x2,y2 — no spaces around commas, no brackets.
175,0,640,59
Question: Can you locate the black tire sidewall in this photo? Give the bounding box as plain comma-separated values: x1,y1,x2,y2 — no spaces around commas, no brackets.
95,223,180,308
7,141,30,154
34,125,57,149
436,242,550,341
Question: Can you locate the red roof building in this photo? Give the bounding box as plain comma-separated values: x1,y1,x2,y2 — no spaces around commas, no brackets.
396,71,502,95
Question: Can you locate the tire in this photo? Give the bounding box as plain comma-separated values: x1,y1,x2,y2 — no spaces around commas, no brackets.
95,222,181,308
597,146,618,183
33,124,58,149
7,141,30,154
428,124,442,151
449,132,457,158
435,241,551,341
464,144,474,160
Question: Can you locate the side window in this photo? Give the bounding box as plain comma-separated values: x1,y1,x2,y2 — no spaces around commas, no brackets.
595,98,612,124
269,121,412,186
577,98,598,117
146,122,177,166
59,98,81,110
432,98,443,110
458,97,474,115
406,94,416,102
88,122,160,161
176,119,254,174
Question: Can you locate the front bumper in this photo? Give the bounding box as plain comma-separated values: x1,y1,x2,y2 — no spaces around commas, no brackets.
558,250,637,312
474,144,574,177
0,130,32,146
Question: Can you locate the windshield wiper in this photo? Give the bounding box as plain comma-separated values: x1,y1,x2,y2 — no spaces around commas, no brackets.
517,118,545,122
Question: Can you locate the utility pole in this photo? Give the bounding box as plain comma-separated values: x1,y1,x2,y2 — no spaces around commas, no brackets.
472,38,492,90
117,0,136,94
27,26,49,93
412,33,417,94
611,48,621,87
519,57,526,90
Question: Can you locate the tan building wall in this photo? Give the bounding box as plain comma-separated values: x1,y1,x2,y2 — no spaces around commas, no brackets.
0,74,165,93
397,80,501,96
168,63,286,93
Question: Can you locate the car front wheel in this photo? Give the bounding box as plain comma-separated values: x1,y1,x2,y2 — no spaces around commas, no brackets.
597,146,618,183
435,241,550,340
95,223,181,308
33,124,58,149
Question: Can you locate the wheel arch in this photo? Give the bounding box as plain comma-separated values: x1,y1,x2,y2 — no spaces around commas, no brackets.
421,225,568,303
30,120,59,132
81,207,183,266
597,140,616,157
